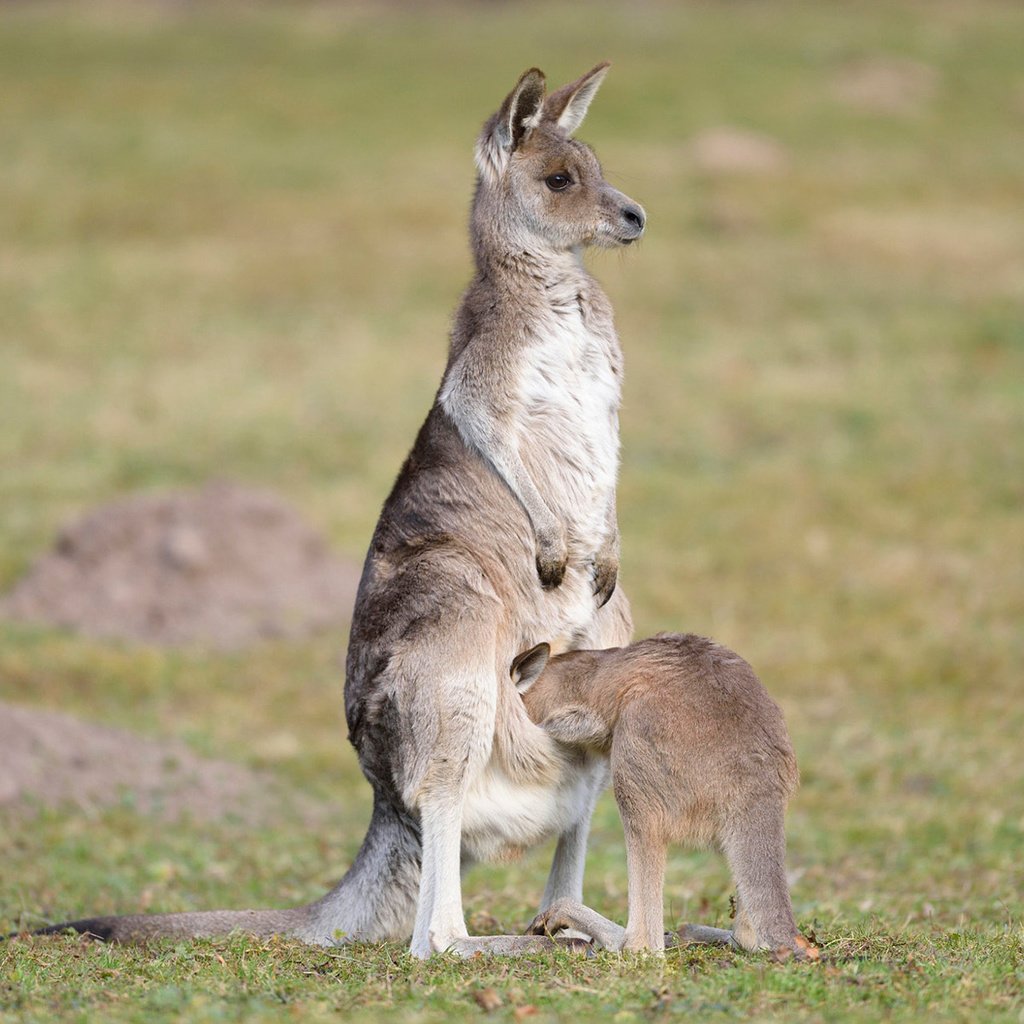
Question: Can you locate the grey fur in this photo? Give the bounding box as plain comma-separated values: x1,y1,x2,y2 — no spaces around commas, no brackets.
518,634,819,959
18,64,645,959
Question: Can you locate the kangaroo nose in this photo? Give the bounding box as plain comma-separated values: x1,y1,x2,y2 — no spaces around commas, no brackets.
622,205,646,235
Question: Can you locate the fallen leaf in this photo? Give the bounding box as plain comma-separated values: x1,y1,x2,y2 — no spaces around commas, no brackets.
474,988,502,1013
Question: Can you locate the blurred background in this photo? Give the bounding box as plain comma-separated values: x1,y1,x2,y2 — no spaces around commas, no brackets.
1,0,1021,1009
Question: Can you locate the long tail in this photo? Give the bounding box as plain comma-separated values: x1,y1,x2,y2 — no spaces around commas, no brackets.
27,907,309,943
12,795,422,946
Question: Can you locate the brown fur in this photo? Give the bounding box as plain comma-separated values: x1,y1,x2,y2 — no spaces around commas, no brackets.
517,634,818,959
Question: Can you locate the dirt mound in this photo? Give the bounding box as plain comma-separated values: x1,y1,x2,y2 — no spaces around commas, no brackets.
689,127,789,175
833,57,938,114
0,482,361,649
0,700,325,826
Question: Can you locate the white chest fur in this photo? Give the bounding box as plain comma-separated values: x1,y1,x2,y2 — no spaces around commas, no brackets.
516,286,621,553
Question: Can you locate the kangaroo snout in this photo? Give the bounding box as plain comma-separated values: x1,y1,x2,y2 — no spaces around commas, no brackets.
598,187,646,246
619,203,646,241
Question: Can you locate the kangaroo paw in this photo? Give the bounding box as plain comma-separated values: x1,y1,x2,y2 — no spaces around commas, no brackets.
536,553,567,590
535,525,568,589
592,564,617,606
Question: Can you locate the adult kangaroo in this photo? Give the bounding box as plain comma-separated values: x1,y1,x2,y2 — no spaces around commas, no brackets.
27,63,646,959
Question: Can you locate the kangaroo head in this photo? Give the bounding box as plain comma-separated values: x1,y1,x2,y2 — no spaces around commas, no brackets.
511,643,612,750
473,63,646,254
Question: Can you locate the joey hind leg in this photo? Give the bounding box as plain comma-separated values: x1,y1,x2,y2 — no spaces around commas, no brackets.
682,801,818,961
729,894,819,961
621,824,668,951
722,802,818,958
680,905,818,961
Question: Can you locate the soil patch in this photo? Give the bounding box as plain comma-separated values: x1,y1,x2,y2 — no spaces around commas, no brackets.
0,482,361,650
833,57,938,114
688,126,789,175
0,700,327,826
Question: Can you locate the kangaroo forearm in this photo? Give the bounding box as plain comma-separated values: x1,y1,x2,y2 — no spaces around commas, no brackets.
486,444,562,540
440,388,558,537
484,442,568,588
439,385,568,587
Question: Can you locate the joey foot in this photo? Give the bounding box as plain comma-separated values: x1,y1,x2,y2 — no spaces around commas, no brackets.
791,934,821,961
678,924,820,962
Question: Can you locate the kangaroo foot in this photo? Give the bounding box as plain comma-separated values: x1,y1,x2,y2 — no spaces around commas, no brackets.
788,934,821,961
527,898,626,951
678,923,737,948
679,924,820,962
444,934,593,958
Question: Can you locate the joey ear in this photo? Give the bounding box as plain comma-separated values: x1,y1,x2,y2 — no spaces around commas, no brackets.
543,61,610,135
510,642,551,693
474,67,547,185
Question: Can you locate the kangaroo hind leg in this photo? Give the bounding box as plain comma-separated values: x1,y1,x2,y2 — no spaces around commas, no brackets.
721,800,818,960
398,609,500,959
620,824,668,952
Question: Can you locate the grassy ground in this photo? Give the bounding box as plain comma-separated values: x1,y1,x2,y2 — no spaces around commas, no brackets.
2,1,1023,1020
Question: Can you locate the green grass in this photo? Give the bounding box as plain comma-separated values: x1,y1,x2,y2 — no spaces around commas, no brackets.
2,1,1023,1020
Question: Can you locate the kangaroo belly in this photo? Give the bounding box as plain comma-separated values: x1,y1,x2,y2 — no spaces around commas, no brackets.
460,757,603,863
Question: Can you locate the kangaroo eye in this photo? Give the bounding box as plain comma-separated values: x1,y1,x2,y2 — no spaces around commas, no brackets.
545,173,572,192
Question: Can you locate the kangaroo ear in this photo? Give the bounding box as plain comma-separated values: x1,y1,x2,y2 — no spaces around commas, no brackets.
504,68,547,149
543,61,610,135
475,67,547,185
511,642,551,693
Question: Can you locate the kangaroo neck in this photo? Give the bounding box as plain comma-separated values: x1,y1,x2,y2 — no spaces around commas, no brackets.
473,237,590,296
